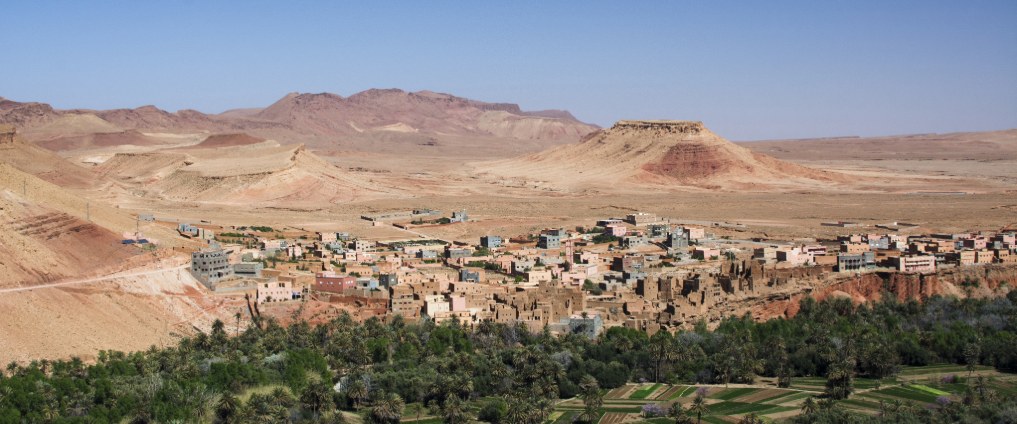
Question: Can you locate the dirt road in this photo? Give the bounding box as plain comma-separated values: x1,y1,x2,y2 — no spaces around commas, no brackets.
0,263,189,294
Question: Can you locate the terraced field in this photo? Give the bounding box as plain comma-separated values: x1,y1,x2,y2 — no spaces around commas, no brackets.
551,365,1017,423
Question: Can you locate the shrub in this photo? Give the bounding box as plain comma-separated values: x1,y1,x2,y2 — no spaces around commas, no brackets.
642,404,666,418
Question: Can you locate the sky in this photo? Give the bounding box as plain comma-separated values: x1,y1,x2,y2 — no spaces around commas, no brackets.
1,1,1015,140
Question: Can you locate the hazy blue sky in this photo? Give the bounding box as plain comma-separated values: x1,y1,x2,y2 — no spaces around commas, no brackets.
1,1,1015,140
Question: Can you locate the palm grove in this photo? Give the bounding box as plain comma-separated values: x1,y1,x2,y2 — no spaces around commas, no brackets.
2,291,1017,423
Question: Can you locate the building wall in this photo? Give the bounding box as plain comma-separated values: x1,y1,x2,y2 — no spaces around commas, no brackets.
257,281,292,303
895,255,936,273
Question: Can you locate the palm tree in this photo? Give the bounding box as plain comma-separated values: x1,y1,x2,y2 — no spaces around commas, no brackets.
404,403,425,422
441,394,472,424
668,402,691,424
505,397,533,424
368,392,404,424
974,376,988,402
194,388,221,422
300,381,334,420
614,335,634,352
824,357,855,400
215,392,241,424
964,342,981,378
347,380,369,410
737,413,763,424
321,411,348,424
579,375,603,417
688,394,709,424
800,396,817,415
649,331,672,382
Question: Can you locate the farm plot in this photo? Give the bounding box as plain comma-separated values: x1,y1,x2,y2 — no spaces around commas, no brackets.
629,383,664,399
710,387,759,401
599,412,630,424
731,388,796,403
869,386,941,403
606,385,637,399
654,385,691,400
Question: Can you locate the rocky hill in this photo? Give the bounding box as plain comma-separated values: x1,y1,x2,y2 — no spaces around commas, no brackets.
0,162,181,287
477,120,847,192
96,142,406,206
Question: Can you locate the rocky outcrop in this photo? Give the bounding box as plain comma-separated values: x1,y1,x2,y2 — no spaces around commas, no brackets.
612,120,705,135
0,125,15,144
764,265,1017,319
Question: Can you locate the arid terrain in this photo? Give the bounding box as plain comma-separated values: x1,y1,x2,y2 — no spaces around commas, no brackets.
1,92,1016,364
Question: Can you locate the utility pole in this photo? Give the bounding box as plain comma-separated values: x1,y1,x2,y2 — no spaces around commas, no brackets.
22,178,26,197
86,202,90,222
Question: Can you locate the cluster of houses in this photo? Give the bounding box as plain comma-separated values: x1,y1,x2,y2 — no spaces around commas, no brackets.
753,231,1017,274
186,211,1017,336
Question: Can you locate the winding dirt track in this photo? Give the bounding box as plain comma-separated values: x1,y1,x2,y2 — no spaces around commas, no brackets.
0,263,188,294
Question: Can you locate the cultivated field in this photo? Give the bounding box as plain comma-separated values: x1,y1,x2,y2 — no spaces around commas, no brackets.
552,365,1017,423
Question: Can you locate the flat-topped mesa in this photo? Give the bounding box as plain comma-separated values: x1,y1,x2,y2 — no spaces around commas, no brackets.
0,124,16,144
612,120,705,135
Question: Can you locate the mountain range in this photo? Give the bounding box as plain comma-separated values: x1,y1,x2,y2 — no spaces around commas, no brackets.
0,89,598,152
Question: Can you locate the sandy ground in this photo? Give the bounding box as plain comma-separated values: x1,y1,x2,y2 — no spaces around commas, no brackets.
108,191,1017,244
0,258,247,364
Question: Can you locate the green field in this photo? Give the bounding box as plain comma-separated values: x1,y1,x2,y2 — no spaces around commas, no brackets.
629,383,663,399
555,365,1017,424
712,387,759,400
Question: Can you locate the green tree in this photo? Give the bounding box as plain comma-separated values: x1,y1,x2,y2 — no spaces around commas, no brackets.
441,394,472,424
668,402,692,424
367,392,404,424
649,331,674,383
300,381,334,420
578,375,603,422
347,380,369,410
404,403,426,423
800,396,817,415
689,394,709,424
964,341,981,377
824,357,855,400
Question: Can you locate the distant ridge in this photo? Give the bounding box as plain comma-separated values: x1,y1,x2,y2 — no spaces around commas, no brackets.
0,89,599,152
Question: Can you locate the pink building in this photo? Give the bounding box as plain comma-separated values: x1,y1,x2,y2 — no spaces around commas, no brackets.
693,248,721,260
286,245,304,259
527,269,554,283
451,295,467,312
893,255,936,274
776,248,813,266
683,227,706,240
314,271,357,294
424,295,450,316
577,251,599,264
993,233,1015,246
257,281,292,303
605,224,627,237
963,237,988,250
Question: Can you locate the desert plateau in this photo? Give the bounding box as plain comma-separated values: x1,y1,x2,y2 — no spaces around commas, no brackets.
2,2,1016,423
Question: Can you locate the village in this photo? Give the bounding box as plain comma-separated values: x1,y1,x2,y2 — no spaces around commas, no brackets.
160,209,1017,338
